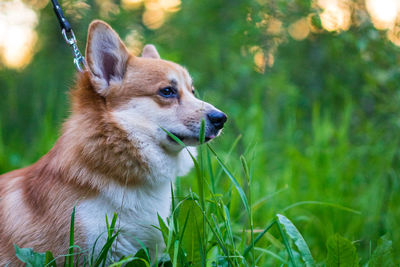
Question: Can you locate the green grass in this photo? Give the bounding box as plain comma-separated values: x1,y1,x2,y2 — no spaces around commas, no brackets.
11,127,398,266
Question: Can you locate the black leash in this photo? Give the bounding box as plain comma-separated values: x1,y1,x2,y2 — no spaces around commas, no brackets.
50,0,87,72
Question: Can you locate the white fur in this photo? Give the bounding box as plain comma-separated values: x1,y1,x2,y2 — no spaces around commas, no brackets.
77,105,196,261
77,181,171,261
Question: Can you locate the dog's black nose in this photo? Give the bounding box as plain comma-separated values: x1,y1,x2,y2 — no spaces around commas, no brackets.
207,110,227,130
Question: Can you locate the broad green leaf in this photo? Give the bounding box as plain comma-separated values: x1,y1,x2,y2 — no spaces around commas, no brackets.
326,234,359,267
177,199,203,265
277,214,315,267
14,244,45,267
369,235,395,267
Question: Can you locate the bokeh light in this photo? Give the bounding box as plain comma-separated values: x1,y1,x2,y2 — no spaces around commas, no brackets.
318,0,351,32
266,17,283,35
2,0,400,70
124,29,144,56
0,0,38,69
288,18,310,40
122,0,143,9
123,0,181,29
366,0,400,30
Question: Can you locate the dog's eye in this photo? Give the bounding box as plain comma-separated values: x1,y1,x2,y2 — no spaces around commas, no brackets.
159,87,177,98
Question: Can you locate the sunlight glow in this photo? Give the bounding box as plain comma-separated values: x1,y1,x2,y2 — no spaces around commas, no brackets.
250,46,267,73
387,25,400,46
266,18,283,35
158,0,181,12
122,0,143,9
123,0,181,29
0,0,38,69
125,30,144,56
143,8,166,30
143,0,181,29
318,0,351,32
288,18,310,41
366,0,400,30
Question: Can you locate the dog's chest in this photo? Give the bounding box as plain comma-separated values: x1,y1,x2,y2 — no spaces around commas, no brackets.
76,182,171,258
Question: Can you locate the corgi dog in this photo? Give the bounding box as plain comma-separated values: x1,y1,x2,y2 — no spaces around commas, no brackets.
0,20,226,265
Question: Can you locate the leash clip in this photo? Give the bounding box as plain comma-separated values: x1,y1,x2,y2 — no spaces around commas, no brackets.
62,29,87,72
51,0,87,72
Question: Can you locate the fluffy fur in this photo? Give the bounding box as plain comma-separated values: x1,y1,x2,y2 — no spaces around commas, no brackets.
0,20,226,265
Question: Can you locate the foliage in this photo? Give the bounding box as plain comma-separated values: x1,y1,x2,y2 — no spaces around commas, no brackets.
13,137,397,266
14,245,46,267
277,214,314,266
326,234,358,267
369,235,396,267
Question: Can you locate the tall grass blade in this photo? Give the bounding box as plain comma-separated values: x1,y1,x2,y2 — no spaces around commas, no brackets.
157,213,174,258
208,144,250,215
44,251,57,267
199,119,205,144
240,154,254,265
206,149,216,193
243,220,276,257
254,247,287,264
172,240,179,267
105,213,118,259
223,205,235,251
196,121,205,209
66,206,76,267
213,134,242,186
282,201,361,215
161,128,186,147
109,256,149,267
93,231,120,266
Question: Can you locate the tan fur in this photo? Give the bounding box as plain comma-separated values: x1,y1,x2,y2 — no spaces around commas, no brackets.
0,20,226,265
0,72,147,265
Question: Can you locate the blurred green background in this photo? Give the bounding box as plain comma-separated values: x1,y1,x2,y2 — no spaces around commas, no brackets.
1,0,399,264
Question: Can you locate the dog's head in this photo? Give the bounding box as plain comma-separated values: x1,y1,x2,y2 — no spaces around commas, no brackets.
84,20,226,151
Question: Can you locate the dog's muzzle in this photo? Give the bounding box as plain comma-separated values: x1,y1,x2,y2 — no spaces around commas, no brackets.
207,110,227,130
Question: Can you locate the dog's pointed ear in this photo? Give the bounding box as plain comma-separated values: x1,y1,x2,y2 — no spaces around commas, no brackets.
85,20,130,95
141,44,160,59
